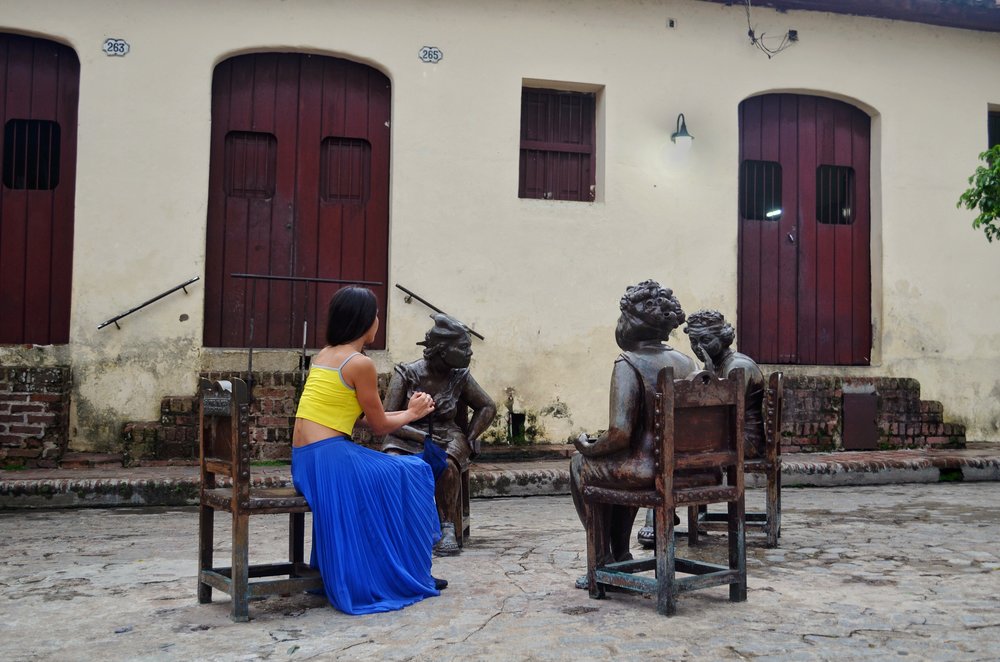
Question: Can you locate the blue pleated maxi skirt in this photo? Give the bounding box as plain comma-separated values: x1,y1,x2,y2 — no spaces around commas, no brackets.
291,437,441,615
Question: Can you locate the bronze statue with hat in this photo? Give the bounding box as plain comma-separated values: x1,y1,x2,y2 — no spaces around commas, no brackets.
382,314,497,555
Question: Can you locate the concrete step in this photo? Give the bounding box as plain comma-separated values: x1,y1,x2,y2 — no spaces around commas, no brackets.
58,453,124,469
2,443,998,509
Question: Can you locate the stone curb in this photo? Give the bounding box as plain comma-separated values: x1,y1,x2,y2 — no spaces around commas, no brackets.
2,448,999,508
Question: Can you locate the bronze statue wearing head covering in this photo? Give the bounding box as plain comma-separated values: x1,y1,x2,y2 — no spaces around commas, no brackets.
685,309,766,459
570,281,697,570
382,314,497,555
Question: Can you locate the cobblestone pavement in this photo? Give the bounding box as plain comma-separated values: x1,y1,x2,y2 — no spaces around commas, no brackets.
1,483,998,661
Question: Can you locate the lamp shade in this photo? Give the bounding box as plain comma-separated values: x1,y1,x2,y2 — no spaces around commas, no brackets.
671,113,693,144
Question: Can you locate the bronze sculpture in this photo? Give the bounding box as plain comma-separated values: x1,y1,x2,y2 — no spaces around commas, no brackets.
684,309,765,459
382,314,497,555
570,281,696,575
637,308,767,548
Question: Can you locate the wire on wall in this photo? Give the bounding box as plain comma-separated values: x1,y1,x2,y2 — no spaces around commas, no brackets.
744,0,798,59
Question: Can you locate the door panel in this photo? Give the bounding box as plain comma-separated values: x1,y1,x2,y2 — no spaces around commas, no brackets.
204,53,390,349
0,34,78,345
738,94,871,365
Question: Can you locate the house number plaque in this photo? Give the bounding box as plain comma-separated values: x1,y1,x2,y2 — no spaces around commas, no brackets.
103,38,130,56
418,46,443,64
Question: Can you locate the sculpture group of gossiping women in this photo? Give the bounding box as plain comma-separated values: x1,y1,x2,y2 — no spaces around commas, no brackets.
290,281,763,615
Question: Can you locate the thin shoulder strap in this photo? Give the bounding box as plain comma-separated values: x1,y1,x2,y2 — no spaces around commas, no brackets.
337,351,363,371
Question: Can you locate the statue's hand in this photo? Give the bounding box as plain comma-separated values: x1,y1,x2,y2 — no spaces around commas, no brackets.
574,432,593,454
470,437,481,458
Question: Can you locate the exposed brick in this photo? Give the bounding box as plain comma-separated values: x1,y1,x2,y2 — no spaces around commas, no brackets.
10,404,44,414
4,447,41,458
9,424,43,435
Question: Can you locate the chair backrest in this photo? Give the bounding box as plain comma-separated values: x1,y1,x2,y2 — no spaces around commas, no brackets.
656,368,745,500
199,378,251,493
764,371,784,462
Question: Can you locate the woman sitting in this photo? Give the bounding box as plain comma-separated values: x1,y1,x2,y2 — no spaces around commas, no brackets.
292,286,446,614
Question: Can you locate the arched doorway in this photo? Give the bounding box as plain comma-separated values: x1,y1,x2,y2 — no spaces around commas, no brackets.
203,53,391,349
737,93,872,366
0,33,79,344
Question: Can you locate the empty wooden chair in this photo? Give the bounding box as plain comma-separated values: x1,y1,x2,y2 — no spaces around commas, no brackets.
583,368,747,616
196,378,322,622
696,371,783,547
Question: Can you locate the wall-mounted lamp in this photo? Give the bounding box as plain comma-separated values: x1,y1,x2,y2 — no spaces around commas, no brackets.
671,113,694,145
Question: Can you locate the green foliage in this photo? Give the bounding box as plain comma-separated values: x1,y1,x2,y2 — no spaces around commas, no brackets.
957,144,1000,243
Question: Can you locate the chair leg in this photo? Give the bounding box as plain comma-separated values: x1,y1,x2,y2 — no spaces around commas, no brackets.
452,494,464,549
765,465,780,548
231,511,250,622
197,504,214,604
728,498,747,603
656,505,676,616
461,468,471,539
686,506,700,546
775,468,782,540
289,512,305,573
585,503,605,600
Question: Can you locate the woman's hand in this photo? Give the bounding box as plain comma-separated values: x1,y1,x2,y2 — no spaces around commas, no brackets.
407,391,436,419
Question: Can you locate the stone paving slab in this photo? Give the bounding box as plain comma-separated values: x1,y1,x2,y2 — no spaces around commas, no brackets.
1,444,999,508
0,484,998,661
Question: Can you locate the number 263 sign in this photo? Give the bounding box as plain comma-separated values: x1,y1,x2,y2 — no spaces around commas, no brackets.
103,38,130,57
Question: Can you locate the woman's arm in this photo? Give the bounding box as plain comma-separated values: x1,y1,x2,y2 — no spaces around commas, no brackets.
346,356,434,435
574,360,639,457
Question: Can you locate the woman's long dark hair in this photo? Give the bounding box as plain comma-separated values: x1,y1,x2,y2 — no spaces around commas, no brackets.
325,287,378,346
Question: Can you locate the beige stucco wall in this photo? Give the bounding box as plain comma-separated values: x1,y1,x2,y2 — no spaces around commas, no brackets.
1,0,999,447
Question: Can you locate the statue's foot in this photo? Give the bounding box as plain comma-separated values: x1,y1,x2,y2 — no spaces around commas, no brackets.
433,523,461,557
637,524,655,549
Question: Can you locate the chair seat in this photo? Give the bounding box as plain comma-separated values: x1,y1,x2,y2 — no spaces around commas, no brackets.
202,486,311,512
582,485,662,508
744,457,776,473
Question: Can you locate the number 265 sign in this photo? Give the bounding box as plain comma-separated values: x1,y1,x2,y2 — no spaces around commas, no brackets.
103,38,130,57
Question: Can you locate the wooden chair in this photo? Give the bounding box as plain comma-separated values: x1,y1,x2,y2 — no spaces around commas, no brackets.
582,368,747,616
448,403,474,548
696,371,784,547
196,378,323,622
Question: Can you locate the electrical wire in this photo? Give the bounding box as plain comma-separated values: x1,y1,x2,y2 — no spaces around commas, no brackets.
744,0,796,59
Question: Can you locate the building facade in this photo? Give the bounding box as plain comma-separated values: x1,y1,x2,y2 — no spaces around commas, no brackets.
1,0,999,458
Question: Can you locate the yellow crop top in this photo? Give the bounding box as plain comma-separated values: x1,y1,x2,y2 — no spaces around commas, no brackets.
295,353,364,435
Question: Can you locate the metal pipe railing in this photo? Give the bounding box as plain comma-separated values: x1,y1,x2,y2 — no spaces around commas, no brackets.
395,283,484,340
97,277,200,330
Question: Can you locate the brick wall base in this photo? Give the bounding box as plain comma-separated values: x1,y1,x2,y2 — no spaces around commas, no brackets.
0,366,71,468
120,370,968,464
782,376,966,452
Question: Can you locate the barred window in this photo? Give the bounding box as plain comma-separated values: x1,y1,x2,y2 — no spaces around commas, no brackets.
3,119,60,190
739,159,782,221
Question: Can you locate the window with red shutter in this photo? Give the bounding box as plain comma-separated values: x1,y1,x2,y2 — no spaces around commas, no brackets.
518,88,595,202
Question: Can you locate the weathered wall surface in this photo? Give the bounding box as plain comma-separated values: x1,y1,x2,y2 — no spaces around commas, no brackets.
1,0,998,448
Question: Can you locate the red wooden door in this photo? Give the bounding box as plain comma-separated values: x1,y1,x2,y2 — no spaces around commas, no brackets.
738,94,871,366
0,34,79,345
203,53,390,349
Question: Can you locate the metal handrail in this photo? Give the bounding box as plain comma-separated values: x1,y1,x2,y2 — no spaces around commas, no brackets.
230,273,382,286
395,283,485,340
97,277,200,330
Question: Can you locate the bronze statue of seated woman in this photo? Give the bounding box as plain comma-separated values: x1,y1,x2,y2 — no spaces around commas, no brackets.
570,280,697,576
382,314,496,556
